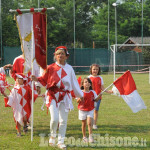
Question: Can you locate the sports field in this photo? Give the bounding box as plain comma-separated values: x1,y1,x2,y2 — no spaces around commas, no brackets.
0,73,149,150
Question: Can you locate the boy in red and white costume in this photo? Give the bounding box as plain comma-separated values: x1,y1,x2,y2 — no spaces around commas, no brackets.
32,46,83,149
2,73,38,137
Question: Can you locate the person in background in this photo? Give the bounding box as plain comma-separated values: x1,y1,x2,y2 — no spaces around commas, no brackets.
88,64,113,129
0,64,12,74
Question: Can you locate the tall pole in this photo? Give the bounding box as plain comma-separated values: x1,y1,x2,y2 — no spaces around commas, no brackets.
31,26,34,142
38,0,40,12
112,3,118,81
115,5,117,52
113,45,116,81
141,0,143,49
112,3,117,52
110,45,116,81
73,0,75,65
139,0,144,70
0,0,2,65
108,0,110,51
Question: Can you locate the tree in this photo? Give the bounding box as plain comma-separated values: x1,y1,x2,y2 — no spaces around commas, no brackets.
1,0,104,48
2,0,20,46
92,0,150,48
45,0,101,48
1,0,150,49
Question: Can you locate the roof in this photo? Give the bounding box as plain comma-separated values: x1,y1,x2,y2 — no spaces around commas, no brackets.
118,37,150,52
123,37,150,44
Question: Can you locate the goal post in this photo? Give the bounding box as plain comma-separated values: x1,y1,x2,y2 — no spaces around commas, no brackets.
110,44,150,82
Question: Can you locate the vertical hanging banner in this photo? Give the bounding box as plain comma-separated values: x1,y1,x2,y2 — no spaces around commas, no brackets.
16,8,47,73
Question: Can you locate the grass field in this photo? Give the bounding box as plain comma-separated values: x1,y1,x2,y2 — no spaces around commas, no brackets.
0,73,150,150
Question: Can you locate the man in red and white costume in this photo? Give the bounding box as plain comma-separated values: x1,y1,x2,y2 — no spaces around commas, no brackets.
9,54,41,94
32,46,83,149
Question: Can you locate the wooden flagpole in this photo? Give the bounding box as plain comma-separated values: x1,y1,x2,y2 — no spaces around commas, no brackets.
31,26,34,142
95,83,114,99
31,6,35,143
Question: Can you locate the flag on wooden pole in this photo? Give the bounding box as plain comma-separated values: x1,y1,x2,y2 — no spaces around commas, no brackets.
97,70,147,113
113,70,147,113
15,8,47,141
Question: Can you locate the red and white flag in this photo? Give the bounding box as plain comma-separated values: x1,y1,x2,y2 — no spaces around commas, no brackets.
113,70,147,113
16,8,47,73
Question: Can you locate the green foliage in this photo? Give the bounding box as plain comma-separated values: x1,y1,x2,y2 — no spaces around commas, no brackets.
92,0,150,48
1,0,20,46
142,47,150,64
1,0,150,50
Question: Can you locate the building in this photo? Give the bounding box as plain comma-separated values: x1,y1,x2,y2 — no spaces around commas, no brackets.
119,37,150,52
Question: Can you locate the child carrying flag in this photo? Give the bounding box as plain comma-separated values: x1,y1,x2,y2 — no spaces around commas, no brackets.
77,77,101,143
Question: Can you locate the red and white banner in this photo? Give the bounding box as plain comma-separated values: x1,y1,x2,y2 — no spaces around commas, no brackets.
16,8,47,73
113,70,147,113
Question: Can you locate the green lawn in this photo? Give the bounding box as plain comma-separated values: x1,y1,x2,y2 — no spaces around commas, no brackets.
0,73,149,150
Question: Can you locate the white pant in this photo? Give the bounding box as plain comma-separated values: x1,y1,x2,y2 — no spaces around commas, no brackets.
49,100,68,144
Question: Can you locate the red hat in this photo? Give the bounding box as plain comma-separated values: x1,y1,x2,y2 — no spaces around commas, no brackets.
54,46,69,56
15,73,27,80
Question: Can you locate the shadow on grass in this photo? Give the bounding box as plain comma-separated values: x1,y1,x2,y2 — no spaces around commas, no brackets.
67,124,149,137
30,123,150,138
98,124,149,133
2,123,149,138
33,125,50,136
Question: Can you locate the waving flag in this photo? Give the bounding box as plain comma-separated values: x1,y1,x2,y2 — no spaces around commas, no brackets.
16,8,47,73
113,70,147,113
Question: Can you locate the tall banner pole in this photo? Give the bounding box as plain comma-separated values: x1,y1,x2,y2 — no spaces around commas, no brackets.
95,83,114,99
0,0,2,65
108,0,110,51
31,26,34,141
73,0,76,65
